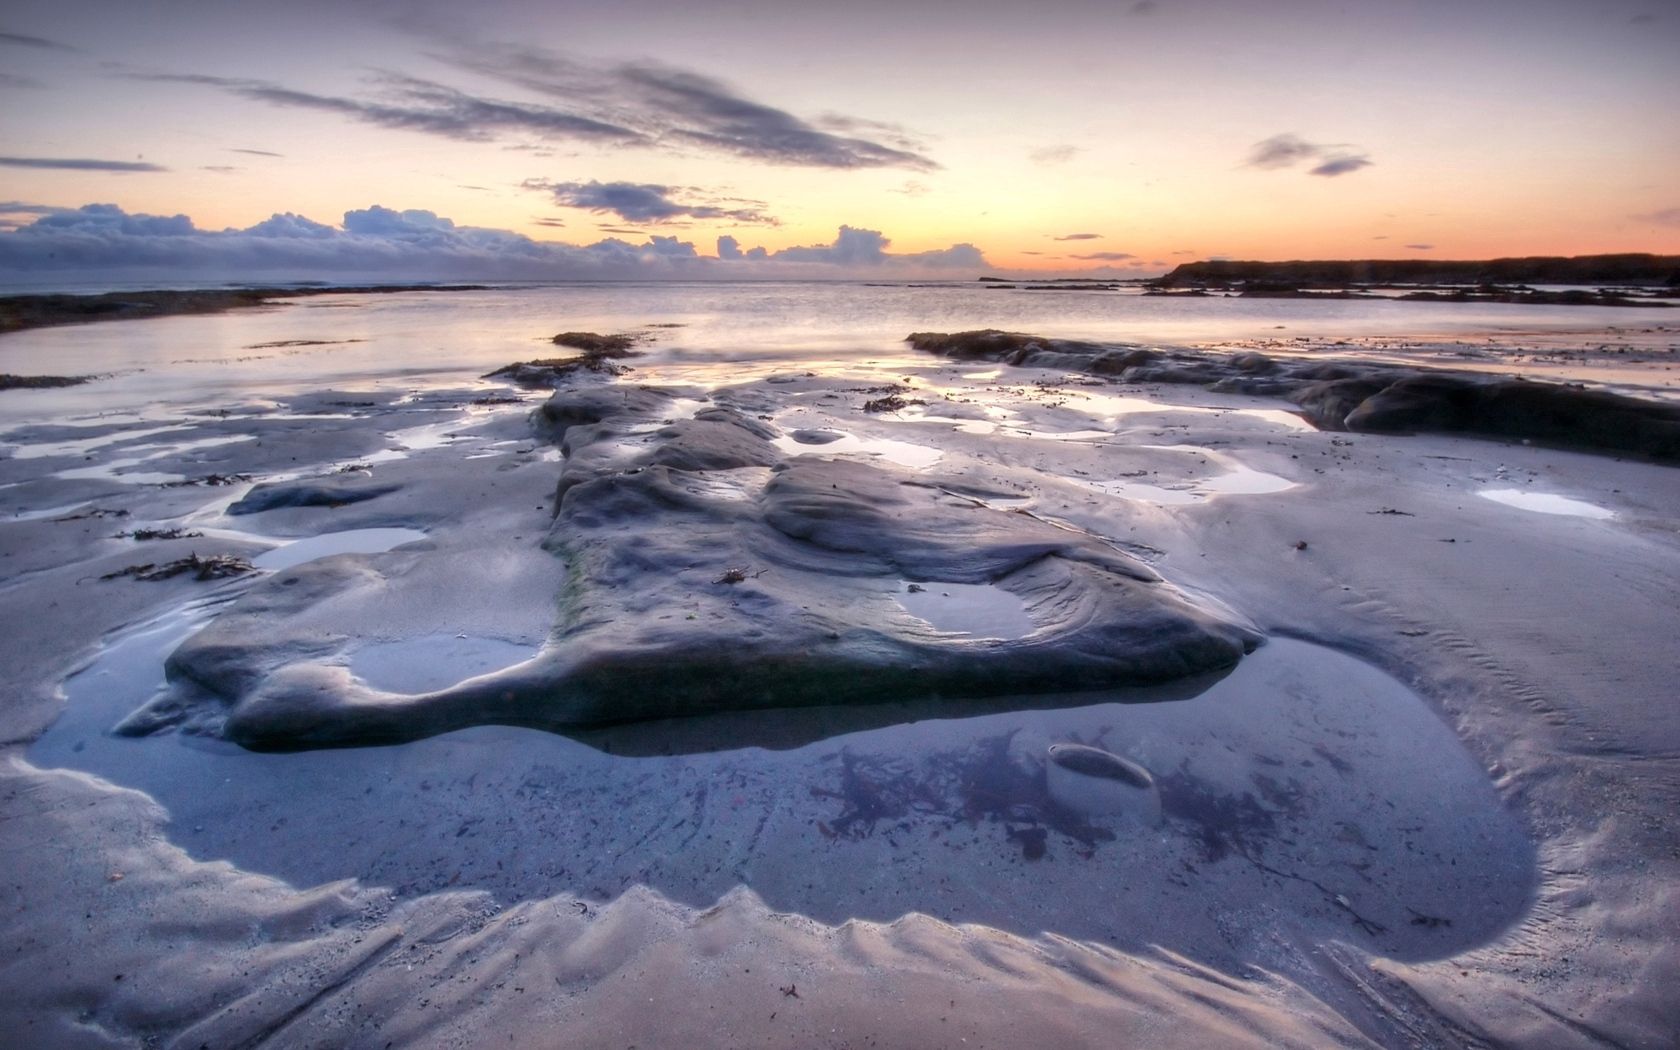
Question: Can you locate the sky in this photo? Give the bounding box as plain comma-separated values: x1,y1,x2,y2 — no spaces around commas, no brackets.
0,0,1676,282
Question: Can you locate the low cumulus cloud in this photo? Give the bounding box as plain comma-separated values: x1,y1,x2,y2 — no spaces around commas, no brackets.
1405,243,1434,250
526,179,775,225
1246,133,1373,177
137,44,935,172
0,203,988,280
0,156,166,172
1054,233,1102,241
1069,251,1136,261
759,226,984,269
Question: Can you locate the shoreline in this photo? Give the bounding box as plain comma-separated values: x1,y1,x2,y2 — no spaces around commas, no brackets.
0,297,1675,1047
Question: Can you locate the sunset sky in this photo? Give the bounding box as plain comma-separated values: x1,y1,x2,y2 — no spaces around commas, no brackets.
1,0,1676,281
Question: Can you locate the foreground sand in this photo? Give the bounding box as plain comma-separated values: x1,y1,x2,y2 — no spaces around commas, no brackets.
0,317,1676,1048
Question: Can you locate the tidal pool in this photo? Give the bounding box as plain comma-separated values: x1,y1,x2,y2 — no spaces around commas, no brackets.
249,527,429,571
1479,487,1614,519
30,601,1537,973
895,580,1036,638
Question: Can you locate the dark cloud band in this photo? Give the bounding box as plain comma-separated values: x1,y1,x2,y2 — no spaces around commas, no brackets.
0,156,165,172
134,48,936,172
527,180,776,225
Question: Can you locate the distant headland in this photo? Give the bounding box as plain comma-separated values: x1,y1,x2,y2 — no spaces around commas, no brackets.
0,284,488,337
978,254,1679,307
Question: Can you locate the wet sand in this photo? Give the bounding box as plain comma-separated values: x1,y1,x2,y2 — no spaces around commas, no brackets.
1,310,1677,1048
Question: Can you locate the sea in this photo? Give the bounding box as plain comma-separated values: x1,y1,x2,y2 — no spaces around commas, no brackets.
3,281,1672,428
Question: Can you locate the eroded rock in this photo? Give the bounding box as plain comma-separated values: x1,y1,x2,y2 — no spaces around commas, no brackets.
227,477,401,514
909,330,1680,461
145,381,1261,751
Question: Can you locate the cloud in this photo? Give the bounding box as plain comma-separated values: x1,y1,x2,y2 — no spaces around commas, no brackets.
1247,133,1373,177
242,212,337,238
770,225,894,265
1029,145,1082,166
587,60,936,170
0,203,989,281
894,180,932,197
145,45,935,172
1247,134,1321,170
136,72,642,146
0,31,72,50
0,200,71,232
0,156,166,172
532,217,567,228
1405,243,1434,250
526,179,775,225
200,165,241,174
1633,207,1680,227
1069,251,1136,261
1130,1,1159,13
25,203,195,235
760,226,984,269
0,72,44,89
1310,154,1373,177
1054,233,1102,241
230,148,283,158
0,201,69,215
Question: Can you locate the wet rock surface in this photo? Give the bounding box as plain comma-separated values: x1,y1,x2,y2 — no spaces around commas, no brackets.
227,476,402,514
908,330,1680,460
0,373,94,390
146,381,1259,751
483,331,644,387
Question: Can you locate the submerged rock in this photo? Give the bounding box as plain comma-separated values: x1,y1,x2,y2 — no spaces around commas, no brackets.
1046,743,1162,826
227,477,400,514
146,381,1261,751
908,330,1680,461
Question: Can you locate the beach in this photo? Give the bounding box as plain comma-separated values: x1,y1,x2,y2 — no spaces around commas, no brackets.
0,283,1676,1048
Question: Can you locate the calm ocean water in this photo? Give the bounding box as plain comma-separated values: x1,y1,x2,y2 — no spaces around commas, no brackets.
2,282,1671,426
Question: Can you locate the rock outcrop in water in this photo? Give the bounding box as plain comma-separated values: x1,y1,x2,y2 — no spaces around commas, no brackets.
0,373,94,390
907,331,1680,461
483,332,643,387
1149,254,1680,288
134,382,1259,751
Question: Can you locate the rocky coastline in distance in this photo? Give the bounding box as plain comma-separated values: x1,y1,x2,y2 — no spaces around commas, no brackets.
0,283,487,336
979,253,1680,306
